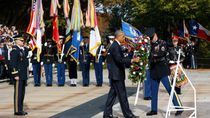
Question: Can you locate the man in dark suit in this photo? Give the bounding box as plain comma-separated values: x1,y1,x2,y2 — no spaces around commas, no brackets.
11,35,29,116
103,30,139,118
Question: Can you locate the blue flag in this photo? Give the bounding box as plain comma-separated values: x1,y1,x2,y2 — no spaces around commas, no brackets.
64,32,72,55
70,31,83,61
121,20,142,39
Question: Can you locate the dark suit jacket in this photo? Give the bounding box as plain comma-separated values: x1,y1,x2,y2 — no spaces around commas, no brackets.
107,41,131,81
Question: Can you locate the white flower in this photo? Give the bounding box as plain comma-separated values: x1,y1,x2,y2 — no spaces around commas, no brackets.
144,39,148,43
140,62,143,65
133,72,136,74
139,73,142,75
141,47,145,51
139,40,142,43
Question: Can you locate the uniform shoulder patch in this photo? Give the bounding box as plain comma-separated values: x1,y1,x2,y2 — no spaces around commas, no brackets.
161,46,165,51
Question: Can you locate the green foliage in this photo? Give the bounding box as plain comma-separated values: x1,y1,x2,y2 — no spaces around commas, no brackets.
128,36,150,83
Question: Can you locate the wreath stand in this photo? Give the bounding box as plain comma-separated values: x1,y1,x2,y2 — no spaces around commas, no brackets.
134,81,142,106
165,49,197,118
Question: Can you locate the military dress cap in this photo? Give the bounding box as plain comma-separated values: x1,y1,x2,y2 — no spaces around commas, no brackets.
172,35,179,40
108,35,115,39
59,36,64,39
13,34,25,41
145,27,155,37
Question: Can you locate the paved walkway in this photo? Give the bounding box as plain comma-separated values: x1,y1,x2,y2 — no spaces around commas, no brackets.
0,69,210,118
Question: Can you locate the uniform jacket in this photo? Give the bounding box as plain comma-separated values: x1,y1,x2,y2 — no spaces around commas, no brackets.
42,43,56,64
150,39,170,80
10,45,29,80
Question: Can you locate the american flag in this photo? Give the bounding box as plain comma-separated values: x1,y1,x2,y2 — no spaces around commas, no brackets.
26,0,37,36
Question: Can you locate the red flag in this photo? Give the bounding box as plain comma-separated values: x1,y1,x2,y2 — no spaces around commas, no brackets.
52,16,61,53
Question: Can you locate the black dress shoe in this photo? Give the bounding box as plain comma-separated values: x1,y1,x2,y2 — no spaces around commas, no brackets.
70,84,77,87
46,84,52,87
103,114,118,118
144,97,151,100
175,110,183,116
83,84,89,87
146,111,157,116
34,84,40,87
96,84,102,87
14,112,27,116
23,111,28,115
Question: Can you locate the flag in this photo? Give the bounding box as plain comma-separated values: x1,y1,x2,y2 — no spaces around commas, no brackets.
35,0,45,62
122,20,142,39
189,20,210,41
70,31,83,61
52,16,61,53
86,0,101,56
70,0,84,31
64,32,72,55
63,0,70,18
50,0,61,17
68,0,84,61
29,37,36,51
86,0,97,27
50,0,61,53
179,20,189,38
26,0,37,36
89,27,101,56
63,0,71,35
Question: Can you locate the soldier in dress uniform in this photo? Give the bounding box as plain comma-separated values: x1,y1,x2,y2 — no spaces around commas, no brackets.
168,36,185,94
31,48,42,86
56,36,66,86
66,55,78,86
10,35,29,116
3,37,14,85
146,30,183,116
104,35,115,85
80,37,91,87
42,39,56,86
93,44,105,87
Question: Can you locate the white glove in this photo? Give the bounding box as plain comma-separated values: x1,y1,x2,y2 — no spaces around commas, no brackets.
169,60,175,64
41,62,43,65
28,51,33,57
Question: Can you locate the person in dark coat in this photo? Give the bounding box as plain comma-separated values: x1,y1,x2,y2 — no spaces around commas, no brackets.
103,30,139,118
11,35,29,116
